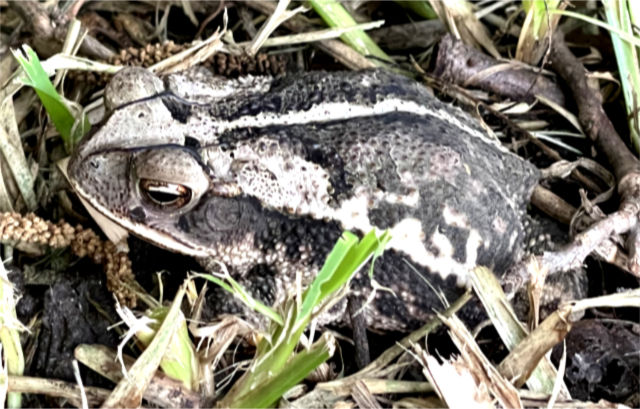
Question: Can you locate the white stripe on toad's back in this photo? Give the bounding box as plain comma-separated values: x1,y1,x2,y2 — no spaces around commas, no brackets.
201,99,510,154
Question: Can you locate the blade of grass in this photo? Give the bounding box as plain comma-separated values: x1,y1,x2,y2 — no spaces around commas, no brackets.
249,231,386,379
220,229,390,408
309,0,392,66
530,132,584,154
248,0,304,56
551,9,640,47
102,285,187,408
0,98,37,211
194,271,284,326
429,0,500,58
141,306,199,390
603,0,640,152
516,0,562,65
469,266,570,396
300,230,391,326
230,333,335,408
297,231,359,323
11,45,90,153
257,21,385,48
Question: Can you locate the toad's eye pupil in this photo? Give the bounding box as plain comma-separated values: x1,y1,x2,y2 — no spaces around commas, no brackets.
147,190,181,204
139,179,191,208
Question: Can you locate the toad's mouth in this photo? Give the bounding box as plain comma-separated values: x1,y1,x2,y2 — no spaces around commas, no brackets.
79,188,213,258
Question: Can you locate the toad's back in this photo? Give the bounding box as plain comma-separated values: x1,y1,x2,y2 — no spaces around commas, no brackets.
69,68,540,330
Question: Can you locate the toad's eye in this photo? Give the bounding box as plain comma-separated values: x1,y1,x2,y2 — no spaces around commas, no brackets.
139,179,192,209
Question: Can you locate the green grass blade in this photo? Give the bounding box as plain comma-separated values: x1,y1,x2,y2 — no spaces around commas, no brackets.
523,0,549,37
195,272,284,325
517,0,561,64
603,0,640,153
230,333,334,408
104,286,187,407
11,45,89,153
221,229,390,408
299,229,390,327
144,307,199,390
297,231,358,322
552,9,640,47
309,0,392,66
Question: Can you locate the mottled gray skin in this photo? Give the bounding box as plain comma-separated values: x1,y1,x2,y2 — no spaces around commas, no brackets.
69,67,540,330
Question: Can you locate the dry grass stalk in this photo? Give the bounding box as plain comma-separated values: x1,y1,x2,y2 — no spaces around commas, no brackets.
498,305,572,389
0,212,136,306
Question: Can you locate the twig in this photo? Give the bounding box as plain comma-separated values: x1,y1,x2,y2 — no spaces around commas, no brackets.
418,63,603,196
368,19,446,51
10,0,114,60
504,32,640,295
530,185,576,226
549,32,640,184
347,295,370,368
7,375,110,408
316,292,472,397
433,34,565,106
195,0,226,39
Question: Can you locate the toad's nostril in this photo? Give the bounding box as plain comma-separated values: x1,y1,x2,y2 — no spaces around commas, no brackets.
130,206,146,222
